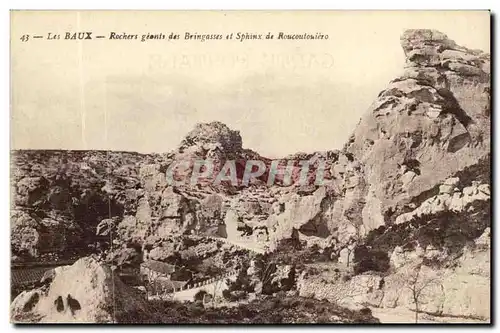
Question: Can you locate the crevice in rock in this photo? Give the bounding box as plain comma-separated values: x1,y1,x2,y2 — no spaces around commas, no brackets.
402,158,421,176
279,203,286,213
447,132,471,153
437,88,474,128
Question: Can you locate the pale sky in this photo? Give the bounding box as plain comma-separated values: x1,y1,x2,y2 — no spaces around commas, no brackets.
11,11,490,157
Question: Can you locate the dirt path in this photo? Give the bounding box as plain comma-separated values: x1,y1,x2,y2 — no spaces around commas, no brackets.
370,307,489,324
207,236,267,254
149,235,263,303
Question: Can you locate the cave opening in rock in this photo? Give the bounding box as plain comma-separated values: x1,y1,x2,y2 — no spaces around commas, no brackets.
54,296,64,312
67,294,81,315
72,193,124,245
437,87,474,128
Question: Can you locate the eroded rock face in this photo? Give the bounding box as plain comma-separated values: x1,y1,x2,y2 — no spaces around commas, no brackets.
10,150,156,261
395,178,490,225
381,233,490,319
11,257,148,323
346,29,490,229
11,211,41,257
297,270,384,310
292,30,490,321
314,183,490,320
299,229,490,320
11,210,81,258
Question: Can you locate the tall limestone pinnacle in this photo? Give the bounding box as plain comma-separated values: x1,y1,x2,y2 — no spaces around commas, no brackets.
345,29,490,228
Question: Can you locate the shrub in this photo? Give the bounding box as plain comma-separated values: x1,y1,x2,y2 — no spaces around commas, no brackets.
222,289,231,300
194,290,208,302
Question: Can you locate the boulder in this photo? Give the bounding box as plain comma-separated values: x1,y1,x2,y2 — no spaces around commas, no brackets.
11,257,148,323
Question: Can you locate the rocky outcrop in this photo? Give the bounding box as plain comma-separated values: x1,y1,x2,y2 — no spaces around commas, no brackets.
395,178,490,225
11,257,149,323
346,29,490,230
11,210,81,258
294,30,490,321
178,121,243,158
297,266,385,311
380,229,490,319
299,227,490,319
10,150,156,261
11,30,489,256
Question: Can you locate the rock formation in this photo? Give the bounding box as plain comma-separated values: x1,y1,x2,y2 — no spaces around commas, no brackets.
11,257,149,323
10,29,490,322
346,29,490,229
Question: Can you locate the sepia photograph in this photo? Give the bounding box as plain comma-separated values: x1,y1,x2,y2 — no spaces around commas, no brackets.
9,10,491,324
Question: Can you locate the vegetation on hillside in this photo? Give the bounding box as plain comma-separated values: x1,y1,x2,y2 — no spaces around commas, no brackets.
116,295,380,324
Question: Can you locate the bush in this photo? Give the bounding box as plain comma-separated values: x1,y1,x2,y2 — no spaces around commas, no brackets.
353,246,390,274
222,289,231,300
359,307,372,316
194,290,208,302
187,302,205,316
116,295,381,323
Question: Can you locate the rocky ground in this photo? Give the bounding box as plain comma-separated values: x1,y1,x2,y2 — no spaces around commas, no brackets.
11,29,490,323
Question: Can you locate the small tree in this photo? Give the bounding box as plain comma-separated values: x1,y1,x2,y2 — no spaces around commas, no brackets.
143,270,174,300
207,279,224,307
194,289,208,303
400,263,442,323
